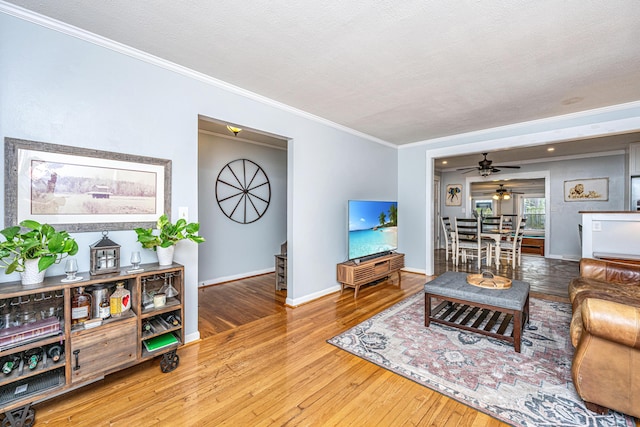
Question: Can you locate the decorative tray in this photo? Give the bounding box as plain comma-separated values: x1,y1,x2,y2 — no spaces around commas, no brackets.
467,272,512,289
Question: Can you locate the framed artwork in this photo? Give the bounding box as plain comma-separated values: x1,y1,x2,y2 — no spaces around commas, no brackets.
5,138,171,232
564,178,608,202
445,184,463,206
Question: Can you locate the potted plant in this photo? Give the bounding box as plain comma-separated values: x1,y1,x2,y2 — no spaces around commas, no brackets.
0,220,79,285
134,214,205,265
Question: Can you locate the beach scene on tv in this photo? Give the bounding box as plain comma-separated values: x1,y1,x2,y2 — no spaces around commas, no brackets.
348,200,398,260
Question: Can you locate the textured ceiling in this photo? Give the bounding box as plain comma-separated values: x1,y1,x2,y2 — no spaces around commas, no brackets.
5,1,640,145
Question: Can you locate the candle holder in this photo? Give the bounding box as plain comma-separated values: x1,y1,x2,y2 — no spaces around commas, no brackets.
90,231,120,275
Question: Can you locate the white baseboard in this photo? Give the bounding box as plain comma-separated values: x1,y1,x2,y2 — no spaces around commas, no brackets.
185,331,200,344
286,285,341,307
402,267,426,275
199,268,274,287
545,254,580,262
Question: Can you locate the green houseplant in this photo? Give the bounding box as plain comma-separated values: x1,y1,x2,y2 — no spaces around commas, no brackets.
0,219,79,284
134,214,205,265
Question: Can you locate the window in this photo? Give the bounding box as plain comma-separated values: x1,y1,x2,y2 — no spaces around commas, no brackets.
473,200,493,217
522,197,545,230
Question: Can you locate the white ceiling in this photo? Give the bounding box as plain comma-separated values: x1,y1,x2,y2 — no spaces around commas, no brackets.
5,1,640,147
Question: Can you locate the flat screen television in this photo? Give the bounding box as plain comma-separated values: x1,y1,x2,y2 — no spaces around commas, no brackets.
348,200,398,261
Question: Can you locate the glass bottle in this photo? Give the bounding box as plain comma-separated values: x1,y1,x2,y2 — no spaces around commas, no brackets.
71,287,92,324
47,344,64,363
99,296,111,320
25,348,43,370
164,313,181,326
109,282,131,318
142,320,155,334
2,354,21,375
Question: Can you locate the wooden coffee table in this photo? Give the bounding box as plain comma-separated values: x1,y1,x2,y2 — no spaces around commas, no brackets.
424,272,530,352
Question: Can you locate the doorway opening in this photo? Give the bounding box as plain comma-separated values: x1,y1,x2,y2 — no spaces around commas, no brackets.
196,115,289,299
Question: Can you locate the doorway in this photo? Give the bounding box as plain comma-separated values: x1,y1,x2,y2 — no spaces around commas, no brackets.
197,116,289,292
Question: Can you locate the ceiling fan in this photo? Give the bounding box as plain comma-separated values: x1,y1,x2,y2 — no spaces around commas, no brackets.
492,184,521,200
457,153,521,177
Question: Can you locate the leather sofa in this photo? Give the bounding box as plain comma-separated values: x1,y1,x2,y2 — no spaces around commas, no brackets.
569,258,640,418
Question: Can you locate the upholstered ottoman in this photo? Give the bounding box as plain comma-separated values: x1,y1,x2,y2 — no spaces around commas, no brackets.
424,271,530,352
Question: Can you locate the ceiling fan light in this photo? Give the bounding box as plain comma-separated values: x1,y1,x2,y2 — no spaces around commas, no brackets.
504,194,511,200
492,194,499,200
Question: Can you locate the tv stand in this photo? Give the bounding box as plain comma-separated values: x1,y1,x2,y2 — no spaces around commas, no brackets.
337,252,405,298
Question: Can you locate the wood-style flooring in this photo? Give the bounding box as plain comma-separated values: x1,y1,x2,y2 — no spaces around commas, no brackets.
32,254,638,426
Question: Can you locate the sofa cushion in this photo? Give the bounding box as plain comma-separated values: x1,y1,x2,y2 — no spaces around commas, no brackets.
579,258,640,286
581,298,640,349
569,277,640,310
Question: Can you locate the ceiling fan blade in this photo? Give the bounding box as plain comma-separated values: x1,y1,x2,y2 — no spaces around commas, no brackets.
493,165,521,169
456,167,477,172
462,169,478,174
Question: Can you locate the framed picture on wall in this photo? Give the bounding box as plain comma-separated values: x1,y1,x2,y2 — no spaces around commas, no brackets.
564,178,609,202
5,137,172,232
445,184,463,206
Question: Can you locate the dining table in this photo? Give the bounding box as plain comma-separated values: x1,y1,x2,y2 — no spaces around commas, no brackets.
480,228,513,267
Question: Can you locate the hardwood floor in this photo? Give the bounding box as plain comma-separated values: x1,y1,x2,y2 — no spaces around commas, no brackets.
32,258,638,426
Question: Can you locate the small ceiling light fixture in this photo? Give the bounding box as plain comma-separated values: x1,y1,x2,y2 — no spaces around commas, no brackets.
547,147,555,152
442,160,448,165
226,125,242,136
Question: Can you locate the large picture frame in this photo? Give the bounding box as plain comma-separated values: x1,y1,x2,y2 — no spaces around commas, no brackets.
564,177,608,202
5,138,171,232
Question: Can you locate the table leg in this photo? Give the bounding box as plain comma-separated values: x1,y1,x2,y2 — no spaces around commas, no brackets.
424,293,432,327
514,309,522,353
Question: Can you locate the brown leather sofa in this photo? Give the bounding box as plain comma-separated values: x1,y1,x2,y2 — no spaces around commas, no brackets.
569,258,640,418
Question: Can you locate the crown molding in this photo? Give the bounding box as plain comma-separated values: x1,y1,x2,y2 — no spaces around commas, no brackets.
440,149,626,173
0,2,395,149
400,100,640,150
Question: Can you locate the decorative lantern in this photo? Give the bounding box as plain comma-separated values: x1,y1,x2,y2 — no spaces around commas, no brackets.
90,231,120,275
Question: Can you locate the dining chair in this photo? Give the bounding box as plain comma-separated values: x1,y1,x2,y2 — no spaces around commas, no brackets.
481,216,503,233
499,216,527,266
440,216,455,261
454,217,491,269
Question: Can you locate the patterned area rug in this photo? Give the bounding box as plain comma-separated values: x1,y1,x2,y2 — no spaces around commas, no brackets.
328,292,635,427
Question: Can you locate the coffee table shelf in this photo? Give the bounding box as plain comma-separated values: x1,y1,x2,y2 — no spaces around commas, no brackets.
424,272,530,352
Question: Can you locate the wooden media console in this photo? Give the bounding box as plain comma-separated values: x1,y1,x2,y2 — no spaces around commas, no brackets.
336,252,405,298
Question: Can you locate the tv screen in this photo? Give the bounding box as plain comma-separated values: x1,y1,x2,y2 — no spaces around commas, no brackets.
348,200,398,260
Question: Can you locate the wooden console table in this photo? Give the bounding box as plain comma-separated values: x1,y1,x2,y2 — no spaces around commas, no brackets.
336,252,404,298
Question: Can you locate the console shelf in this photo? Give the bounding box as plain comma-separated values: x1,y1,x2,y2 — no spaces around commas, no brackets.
0,263,184,425
336,253,404,298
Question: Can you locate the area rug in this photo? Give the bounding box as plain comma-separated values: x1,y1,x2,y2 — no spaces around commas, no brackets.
327,292,635,427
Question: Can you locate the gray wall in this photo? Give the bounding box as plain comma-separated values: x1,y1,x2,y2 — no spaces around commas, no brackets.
398,103,640,275
0,12,398,339
440,154,625,259
198,133,287,284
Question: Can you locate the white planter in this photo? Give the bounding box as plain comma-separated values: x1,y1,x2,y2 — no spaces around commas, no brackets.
156,245,175,266
20,258,46,285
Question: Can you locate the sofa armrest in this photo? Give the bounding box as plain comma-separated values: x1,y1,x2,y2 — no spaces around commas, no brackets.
581,298,640,349
580,258,640,285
